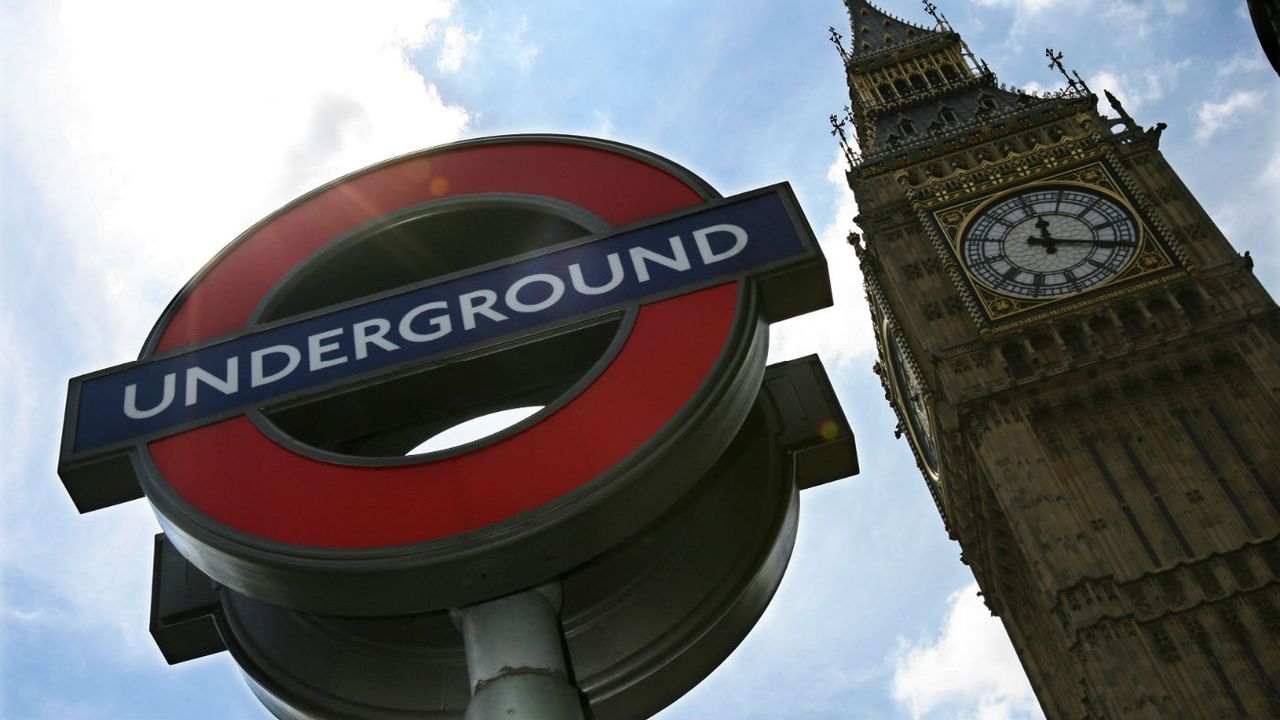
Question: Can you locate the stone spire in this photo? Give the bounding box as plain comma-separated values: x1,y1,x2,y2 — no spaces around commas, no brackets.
837,0,1092,167
844,0,942,58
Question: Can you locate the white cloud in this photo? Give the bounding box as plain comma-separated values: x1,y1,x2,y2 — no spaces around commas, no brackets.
1253,145,1280,239
5,0,470,361
768,150,874,370
0,0,472,658
1087,60,1189,114
1018,80,1061,97
1264,145,1280,186
1218,51,1267,77
976,0,1181,48
891,582,1044,720
968,0,1074,51
1099,2,1156,37
1195,90,1267,143
970,0,1063,12
0,308,35,499
509,16,541,71
435,24,481,73
1094,0,1185,37
594,109,615,136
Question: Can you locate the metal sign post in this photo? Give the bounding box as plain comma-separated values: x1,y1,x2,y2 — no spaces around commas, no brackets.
453,584,585,719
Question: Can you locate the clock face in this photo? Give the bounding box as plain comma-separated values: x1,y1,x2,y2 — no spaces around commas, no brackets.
961,186,1139,299
886,329,939,477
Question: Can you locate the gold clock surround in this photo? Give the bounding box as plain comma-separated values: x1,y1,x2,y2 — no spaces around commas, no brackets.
901,134,1192,333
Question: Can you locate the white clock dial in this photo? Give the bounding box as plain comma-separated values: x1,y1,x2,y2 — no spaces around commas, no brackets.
961,186,1139,299
887,329,939,476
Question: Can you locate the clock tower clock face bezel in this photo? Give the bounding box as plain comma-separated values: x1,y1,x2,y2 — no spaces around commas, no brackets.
882,320,940,479
958,184,1140,300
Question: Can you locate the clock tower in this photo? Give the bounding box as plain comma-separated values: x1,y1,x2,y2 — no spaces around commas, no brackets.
835,1,1280,717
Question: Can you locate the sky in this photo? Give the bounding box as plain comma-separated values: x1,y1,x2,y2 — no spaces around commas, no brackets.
1,1,1277,718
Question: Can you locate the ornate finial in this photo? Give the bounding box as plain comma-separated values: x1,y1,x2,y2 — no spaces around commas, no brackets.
830,113,858,171
1104,89,1125,114
848,231,865,260
1046,48,1068,79
829,26,849,65
1072,68,1091,94
1104,89,1141,133
922,1,951,30
1046,48,1089,94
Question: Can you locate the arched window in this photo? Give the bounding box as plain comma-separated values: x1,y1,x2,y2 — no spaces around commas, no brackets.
938,106,958,125
925,68,943,86
1118,307,1146,338
1146,298,1176,328
941,64,960,82
899,117,917,136
878,84,896,101
894,78,912,96
1088,315,1120,346
1176,289,1206,321
1060,324,1087,357
976,93,998,119
910,74,928,92
1029,333,1062,364
1001,343,1032,377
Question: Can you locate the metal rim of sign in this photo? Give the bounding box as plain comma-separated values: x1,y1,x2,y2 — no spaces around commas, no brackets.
134,135,777,615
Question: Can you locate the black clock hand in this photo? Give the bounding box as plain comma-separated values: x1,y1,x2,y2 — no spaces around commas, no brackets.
1026,236,1135,248
1029,218,1059,253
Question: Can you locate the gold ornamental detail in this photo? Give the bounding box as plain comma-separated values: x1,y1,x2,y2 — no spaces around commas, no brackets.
903,132,1105,208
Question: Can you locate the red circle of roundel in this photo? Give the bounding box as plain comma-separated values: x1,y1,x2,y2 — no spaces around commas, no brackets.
144,138,739,549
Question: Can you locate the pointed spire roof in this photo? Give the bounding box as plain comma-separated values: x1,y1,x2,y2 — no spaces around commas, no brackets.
837,1,1098,170
846,0,941,58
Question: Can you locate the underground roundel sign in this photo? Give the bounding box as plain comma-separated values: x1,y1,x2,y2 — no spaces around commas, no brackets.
59,135,830,615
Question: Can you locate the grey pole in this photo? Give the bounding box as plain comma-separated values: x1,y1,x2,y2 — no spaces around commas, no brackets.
451,583,586,720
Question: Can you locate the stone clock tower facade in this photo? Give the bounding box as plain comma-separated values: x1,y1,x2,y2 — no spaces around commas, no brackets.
836,1,1280,717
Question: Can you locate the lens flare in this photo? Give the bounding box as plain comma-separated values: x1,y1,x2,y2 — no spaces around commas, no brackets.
819,418,840,442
